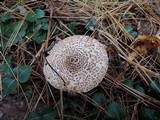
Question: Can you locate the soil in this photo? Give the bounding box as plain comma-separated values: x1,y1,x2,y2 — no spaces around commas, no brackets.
0,96,27,120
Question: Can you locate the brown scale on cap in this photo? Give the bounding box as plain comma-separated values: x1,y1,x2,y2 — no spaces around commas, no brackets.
43,35,108,93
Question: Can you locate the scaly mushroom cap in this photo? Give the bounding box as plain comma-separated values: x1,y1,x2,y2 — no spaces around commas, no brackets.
43,35,108,93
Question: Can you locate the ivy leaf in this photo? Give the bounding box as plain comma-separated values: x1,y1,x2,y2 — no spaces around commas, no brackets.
34,31,47,44
134,85,145,94
36,18,48,24
140,108,159,120
42,23,49,30
107,101,126,120
122,14,129,19
12,65,32,83
92,92,107,105
124,24,133,33
1,56,12,75
25,111,41,120
19,21,28,35
133,85,145,99
0,22,5,35
34,18,49,31
150,80,160,93
34,23,41,31
17,5,27,16
2,76,17,95
85,18,98,31
26,12,36,22
35,9,45,19
131,31,138,39
122,79,133,88
41,108,57,120
25,87,33,94
3,21,28,46
68,21,77,34
4,21,18,37
26,109,57,120
89,108,100,119
0,13,14,22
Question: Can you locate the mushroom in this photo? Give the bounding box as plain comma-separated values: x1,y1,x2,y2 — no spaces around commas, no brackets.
43,35,108,93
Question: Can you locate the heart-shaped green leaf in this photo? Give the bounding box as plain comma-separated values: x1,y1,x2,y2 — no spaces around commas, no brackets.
13,65,32,83
131,31,138,39
26,108,57,120
41,108,57,120
150,80,160,93
134,85,145,94
85,18,98,31
1,56,12,75
0,13,14,22
140,108,159,120
122,79,133,88
35,9,45,19
68,21,77,34
34,31,47,44
124,24,133,33
26,12,36,22
92,92,107,105
25,111,41,120
42,23,49,30
17,5,27,16
2,76,17,95
3,21,28,46
107,101,126,120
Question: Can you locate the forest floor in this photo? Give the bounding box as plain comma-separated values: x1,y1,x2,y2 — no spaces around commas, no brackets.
0,0,160,120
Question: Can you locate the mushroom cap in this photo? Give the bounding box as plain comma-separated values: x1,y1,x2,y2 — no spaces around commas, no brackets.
43,35,108,93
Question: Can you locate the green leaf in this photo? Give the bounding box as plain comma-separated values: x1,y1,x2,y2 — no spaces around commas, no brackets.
0,39,8,51
0,22,5,35
124,24,133,33
13,65,32,83
85,18,98,31
26,109,57,120
2,76,17,95
17,5,27,16
36,18,48,24
34,23,41,31
19,21,28,35
4,21,17,37
141,108,159,120
41,108,57,120
89,108,101,120
122,14,129,19
35,9,45,19
53,28,60,35
0,13,14,22
42,23,49,30
34,19,49,31
68,21,77,34
92,92,107,105
89,108,100,119
122,79,133,88
150,80,160,93
34,31,47,44
131,31,138,39
25,87,33,94
134,85,145,94
26,12,36,22
107,101,126,120
25,111,41,120
1,56,12,75
3,21,28,46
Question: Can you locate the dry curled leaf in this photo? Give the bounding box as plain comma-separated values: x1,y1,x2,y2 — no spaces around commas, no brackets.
128,35,160,61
